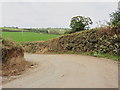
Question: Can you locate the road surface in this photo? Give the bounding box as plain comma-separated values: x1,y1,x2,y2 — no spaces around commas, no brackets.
3,53,118,88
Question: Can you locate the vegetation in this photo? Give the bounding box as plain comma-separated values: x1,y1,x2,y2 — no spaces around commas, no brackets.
1,27,28,32
87,52,119,61
2,5,120,78
23,26,119,60
53,51,119,61
2,39,31,76
23,28,69,35
2,27,69,35
66,16,93,34
2,10,120,61
110,10,120,27
2,39,23,63
2,32,60,42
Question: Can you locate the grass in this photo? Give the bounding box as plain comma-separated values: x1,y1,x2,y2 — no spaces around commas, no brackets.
2,32,60,42
1,27,70,35
1,27,27,32
53,51,119,61
82,52,119,61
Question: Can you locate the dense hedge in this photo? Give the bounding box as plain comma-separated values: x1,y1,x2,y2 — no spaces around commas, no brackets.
23,26,120,56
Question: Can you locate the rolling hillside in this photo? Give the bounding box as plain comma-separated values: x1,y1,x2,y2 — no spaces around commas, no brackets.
2,32,60,42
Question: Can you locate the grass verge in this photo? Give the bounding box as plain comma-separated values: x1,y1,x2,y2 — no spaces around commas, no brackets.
52,51,119,61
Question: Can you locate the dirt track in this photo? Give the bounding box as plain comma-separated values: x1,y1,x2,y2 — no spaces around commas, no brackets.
3,53,118,88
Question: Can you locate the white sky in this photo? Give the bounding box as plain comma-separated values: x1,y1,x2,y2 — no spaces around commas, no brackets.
0,0,120,2
1,1,119,28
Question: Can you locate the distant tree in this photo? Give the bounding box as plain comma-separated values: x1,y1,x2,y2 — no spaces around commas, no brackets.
110,10,120,27
70,16,93,33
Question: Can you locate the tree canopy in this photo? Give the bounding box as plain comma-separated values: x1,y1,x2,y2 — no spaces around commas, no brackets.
110,10,120,27
70,16,93,33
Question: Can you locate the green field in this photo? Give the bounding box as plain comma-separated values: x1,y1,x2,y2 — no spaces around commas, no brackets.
2,32,60,42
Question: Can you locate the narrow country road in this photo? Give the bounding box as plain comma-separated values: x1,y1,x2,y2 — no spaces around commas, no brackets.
3,53,118,88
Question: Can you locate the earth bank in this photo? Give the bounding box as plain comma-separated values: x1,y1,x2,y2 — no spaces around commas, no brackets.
2,39,31,76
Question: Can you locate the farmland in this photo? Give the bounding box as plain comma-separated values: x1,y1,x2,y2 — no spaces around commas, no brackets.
1,27,69,35
2,32,60,42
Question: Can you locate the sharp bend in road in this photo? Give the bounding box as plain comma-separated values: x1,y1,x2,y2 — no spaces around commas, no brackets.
3,53,118,88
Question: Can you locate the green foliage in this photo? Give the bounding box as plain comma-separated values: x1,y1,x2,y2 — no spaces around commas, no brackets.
2,32,60,42
2,27,27,32
60,51,119,61
83,52,120,61
23,28,69,35
110,10,120,27
23,26,120,58
22,26,120,60
64,30,75,34
2,27,69,35
69,16,93,33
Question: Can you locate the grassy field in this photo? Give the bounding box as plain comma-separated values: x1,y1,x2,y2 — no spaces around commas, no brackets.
1,27,69,35
1,27,27,32
2,32,60,42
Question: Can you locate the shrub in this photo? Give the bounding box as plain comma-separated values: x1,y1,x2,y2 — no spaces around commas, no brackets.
110,10,120,27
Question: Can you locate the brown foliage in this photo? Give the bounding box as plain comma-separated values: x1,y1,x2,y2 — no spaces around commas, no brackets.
23,26,120,56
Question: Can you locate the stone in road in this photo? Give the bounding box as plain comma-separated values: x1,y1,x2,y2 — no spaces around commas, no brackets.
3,53,118,88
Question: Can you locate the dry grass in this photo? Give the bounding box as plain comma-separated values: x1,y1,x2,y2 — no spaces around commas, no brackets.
2,39,32,76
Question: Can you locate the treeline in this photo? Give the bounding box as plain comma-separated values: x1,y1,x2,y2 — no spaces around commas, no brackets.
1,27,70,35
1,27,28,32
23,28,69,35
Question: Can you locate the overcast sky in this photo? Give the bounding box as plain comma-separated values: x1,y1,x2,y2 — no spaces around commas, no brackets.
2,2,118,28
